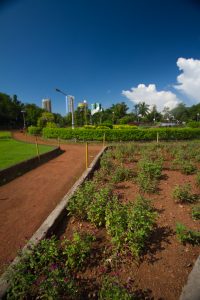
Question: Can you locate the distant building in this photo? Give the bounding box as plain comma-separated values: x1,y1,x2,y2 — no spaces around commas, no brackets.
42,98,52,112
91,103,102,115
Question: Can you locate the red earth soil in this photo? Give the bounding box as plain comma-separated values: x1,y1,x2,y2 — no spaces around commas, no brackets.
60,161,200,300
0,131,102,274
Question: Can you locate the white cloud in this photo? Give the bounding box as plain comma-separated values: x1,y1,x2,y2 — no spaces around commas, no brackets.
175,57,200,102
122,84,180,111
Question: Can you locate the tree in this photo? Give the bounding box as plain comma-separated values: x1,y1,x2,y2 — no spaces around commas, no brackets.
37,112,55,128
136,102,150,117
23,103,44,126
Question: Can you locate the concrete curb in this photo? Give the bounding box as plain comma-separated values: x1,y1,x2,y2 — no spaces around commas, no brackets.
0,146,107,299
180,255,200,300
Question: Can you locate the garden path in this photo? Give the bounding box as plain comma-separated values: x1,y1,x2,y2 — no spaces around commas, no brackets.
0,131,102,274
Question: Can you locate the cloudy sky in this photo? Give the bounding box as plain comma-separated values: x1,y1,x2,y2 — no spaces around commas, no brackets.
0,0,200,114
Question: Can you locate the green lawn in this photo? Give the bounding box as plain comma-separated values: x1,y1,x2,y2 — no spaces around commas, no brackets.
0,133,54,169
0,131,11,139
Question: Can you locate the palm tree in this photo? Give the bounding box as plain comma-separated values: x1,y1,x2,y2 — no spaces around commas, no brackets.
135,102,150,117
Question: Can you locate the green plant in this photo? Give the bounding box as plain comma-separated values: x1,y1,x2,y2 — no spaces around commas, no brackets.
176,222,200,245
87,187,112,226
137,159,162,193
111,165,133,183
105,197,127,249
181,161,196,175
7,237,79,299
99,276,133,300
172,184,197,203
126,196,157,257
62,232,95,270
67,180,96,219
192,205,200,220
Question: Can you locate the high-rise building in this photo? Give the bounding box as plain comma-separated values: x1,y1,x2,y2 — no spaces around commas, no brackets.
42,98,52,112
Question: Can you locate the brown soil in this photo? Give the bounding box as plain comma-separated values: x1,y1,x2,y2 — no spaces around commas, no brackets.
0,131,102,274
60,160,200,299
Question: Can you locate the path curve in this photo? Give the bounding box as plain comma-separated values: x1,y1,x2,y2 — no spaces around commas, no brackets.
0,132,102,273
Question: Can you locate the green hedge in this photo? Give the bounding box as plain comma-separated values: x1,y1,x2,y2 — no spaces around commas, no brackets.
28,126,42,135
42,127,200,141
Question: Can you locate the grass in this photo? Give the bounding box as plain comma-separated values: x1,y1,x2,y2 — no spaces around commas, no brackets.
0,132,54,169
0,131,11,139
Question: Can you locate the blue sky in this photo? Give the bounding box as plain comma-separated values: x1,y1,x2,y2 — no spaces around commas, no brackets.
0,0,200,115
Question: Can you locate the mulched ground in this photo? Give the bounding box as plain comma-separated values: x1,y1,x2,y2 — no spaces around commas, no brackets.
0,131,102,274
59,152,200,300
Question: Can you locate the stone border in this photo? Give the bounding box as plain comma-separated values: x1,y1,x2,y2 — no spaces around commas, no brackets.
0,147,63,186
0,146,107,298
180,255,200,300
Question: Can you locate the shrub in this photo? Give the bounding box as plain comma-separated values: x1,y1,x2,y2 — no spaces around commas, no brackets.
87,187,112,227
99,276,133,300
172,184,197,203
126,196,157,257
42,127,200,141
111,165,133,183
187,121,200,128
7,237,79,299
62,232,95,270
28,126,41,135
67,180,96,219
192,205,200,220
196,171,200,187
181,161,196,175
176,222,200,245
105,197,127,249
83,125,96,129
137,159,162,193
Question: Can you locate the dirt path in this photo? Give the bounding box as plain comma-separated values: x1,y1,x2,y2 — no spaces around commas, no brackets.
0,132,102,273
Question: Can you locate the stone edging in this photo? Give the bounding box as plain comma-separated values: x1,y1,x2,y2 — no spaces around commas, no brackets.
0,146,107,298
0,147,63,186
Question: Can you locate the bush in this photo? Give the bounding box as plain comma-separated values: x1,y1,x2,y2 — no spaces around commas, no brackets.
187,121,200,128
176,222,200,245
192,205,200,220
42,127,200,141
99,276,133,300
28,126,41,135
111,165,133,183
172,184,198,203
83,125,96,129
62,232,95,270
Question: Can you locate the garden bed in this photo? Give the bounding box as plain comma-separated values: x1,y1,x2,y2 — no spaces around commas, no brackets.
5,142,200,299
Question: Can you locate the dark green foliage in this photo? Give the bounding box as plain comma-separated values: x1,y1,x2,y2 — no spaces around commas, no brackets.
6,237,80,299
111,165,133,183
62,232,95,270
42,127,200,141
67,180,96,219
105,196,157,256
192,205,200,220
172,184,198,203
27,126,42,135
87,187,112,226
176,223,200,245
137,159,162,193
99,276,134,300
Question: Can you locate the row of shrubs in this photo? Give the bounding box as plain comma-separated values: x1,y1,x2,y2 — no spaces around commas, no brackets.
28,126,200,141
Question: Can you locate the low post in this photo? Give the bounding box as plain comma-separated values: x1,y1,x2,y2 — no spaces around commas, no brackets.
35,136,40,161
157,132,159,144
85,142,88,169
58,137,60,149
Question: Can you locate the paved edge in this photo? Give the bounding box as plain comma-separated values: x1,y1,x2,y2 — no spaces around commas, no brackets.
180,255,200,300
0,146,107,298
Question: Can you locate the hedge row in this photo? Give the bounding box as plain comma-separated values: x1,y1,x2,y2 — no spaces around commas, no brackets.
28,126,42,135
41,127,200,141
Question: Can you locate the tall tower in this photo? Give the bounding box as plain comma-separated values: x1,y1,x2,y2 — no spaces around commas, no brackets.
42,98,52,112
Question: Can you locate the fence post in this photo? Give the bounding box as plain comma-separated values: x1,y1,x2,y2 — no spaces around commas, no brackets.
86,142,88,169
103,133,106,148
157,132,159,144
35,136,40,161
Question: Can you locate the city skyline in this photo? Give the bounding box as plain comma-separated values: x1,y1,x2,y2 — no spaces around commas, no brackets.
0,0,200,115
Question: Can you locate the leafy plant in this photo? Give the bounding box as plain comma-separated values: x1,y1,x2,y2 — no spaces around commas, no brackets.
137,159,162,193
180,161,196,175
196,171,200,187
7,237,79,299
67,180,96,219
172,184,198,203
105,197,127,249
192,205,200,220
111,165,133,183
87,187,112,226
99,276,134,300
176,222,200,245
126,196,157,257
62,232,95,270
